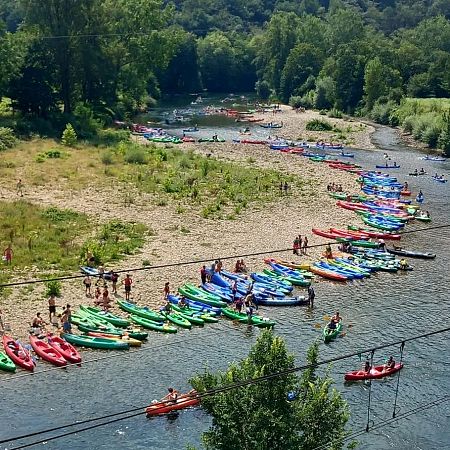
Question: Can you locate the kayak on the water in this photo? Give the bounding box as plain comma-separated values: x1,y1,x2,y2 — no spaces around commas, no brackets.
146,388,199,416
323,312,343,343
345,360,403,381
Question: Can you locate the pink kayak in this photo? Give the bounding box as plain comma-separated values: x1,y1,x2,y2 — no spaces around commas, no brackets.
345,363,403,381
47,335,82,364
30,335,67,367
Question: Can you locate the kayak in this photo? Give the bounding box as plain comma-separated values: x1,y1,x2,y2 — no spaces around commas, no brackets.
335,238,379,249
178,285,227,308
323,321,343,343
146,393,200,416
169,303,219,323
347,225,401,240
29,335,67,367
0,352,16,372
87,332,142,346
80,266,113,280
160,311,194,328
47,335,82,363
130,315,178,333
117,300,165,322
63,334,129,350
2,335,35,371
80,305,130,328
221,307,275,328
310,265,348,281
265,258,311,272
76,319,148,341
255,296,308,306
387,248,436,259
167,294,221,316
344,363,403,381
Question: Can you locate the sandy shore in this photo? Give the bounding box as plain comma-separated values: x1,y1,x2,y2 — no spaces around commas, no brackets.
0,106,374,341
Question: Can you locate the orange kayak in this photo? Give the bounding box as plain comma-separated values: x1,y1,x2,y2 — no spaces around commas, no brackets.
146,394,200,416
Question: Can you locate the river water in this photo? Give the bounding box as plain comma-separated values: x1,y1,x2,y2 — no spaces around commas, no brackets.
1,119,449,450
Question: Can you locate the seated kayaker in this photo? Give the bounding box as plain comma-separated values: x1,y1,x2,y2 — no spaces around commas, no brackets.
325,244,333,258
327,320,336,330
399,258,408,269
331,312,342,323
364,360,371,373
162,387,181,404
163,301,172,314
384,356,395,370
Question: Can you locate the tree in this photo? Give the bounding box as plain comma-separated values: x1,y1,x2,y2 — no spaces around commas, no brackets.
190,330,350,450
61,123,77,147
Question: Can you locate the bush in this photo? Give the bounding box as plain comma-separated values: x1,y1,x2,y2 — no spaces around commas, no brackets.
255,80,271,100
124,147,147,164
101,150,114,165
45,280,62,297
0,127,17,151
306,119,333,131
422,124,441,147
61,123,77,146
289,96,303,109
72,103,103,139
369,101,397,125
327,108,343,119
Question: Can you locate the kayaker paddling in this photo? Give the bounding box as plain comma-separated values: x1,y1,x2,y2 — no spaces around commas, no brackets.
384,356,395,371
163,387,181,404
364,360,371,373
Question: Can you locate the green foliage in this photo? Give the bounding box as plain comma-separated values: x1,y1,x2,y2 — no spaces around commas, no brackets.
190,330,350,450
44,280,61,297
124,146,147,164
61,123,77,147
255,80,271,100
369,100,398,125
0,126,17,151
306,119,333,131
327,108,343,118
101,150,114,165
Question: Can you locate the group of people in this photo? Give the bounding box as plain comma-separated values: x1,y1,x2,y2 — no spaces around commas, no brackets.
364,355,396,373
83,271,133,307
411,168,426,176
293,235,308,255
31,303,72,337
326,183,343,192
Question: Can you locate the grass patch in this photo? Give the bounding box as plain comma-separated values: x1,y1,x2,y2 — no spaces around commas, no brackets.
306,119,333,131
0,201,148,272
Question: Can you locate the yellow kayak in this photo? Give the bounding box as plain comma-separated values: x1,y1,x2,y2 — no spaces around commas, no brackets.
87,332,142,347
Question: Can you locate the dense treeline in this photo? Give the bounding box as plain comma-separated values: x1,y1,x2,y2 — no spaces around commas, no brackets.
0,0,449,151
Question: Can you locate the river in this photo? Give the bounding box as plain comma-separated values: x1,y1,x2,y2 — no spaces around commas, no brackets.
1,118,449,450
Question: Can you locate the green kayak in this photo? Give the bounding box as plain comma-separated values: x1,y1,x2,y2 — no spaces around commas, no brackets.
415,215,432,223
160,311,193,328
117,300,165,322
76,321,148,340
262,269,311,287
75,310,118,333
184,284,224,303
222,307,275,328
178,285,227,308
63,333,129,350
80,305,130,328
71,312,99,329
335,237,380,249
323,322,343,343
198,137,225,142
129,315,177,333
0,352,16,372
171,304,219,323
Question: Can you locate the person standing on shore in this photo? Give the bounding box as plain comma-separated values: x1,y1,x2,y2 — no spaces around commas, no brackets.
48,294,57,322
0,309,4,333
163,282,170,300
3,245,12,265
123,274,132,301
83,275,92,297
293,237,299,255
302,236,308,255
16,179,24,197
200,265,207,284
111,271,119,294
298,235,303,253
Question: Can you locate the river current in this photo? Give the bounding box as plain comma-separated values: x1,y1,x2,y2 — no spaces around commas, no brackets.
0,121,449,450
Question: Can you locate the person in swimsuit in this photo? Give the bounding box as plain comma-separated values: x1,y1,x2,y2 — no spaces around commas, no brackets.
102,286,110,309
163,282,170,300
3,245,12,265
111,272,119,294
48,295,57,322
200,265,208,284
83,275,92,296
384,356,395,370
94,286,102,305
302,236,308,255
123,274,132,301
16,179,24,197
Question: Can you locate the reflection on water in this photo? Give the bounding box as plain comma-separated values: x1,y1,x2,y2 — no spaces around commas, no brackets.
0,124,449,450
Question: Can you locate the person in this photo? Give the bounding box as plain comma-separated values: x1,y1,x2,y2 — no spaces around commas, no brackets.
331,311,342,323
162,387,181,404
215,259,223,273
245,301,254,321
163,282,170,300
231,280,238,302
327,320,336,330
404,181,408,190
102,286,110,309
111,271,119,294
83,275,92,296
235,260,242,273
235,296,244,313
378,239,386,251
3,244,12,265
413,168,418,175
393,161,397,167
239,259,248,273
293,237,300,255
94,286,102,305
419,168,425,174
123,274,133,301
16,179,24,197
325,244,333,259
298,235,303,252
383,152,389,159
48,294,57,322
399,258,408,269
307,285,315,308
385,356,395,370
364,360,371,373
200,265,208,284
279,182,283,194
32,312,45,329
210,260,217,276
0,309,4,333
283,181,289,194
178,297,187,308
212,134,218,142
163,300,172,314
302,236,308,255
425,211,430,218
61,309,72,334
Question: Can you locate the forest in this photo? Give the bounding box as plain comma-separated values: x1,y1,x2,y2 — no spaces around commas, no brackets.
0,0,449,151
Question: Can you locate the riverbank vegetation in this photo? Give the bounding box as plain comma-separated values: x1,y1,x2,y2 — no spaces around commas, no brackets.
190,330,351,450
0,1,449,149
0,201,147,272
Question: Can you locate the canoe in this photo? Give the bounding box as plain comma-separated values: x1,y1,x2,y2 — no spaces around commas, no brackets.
80,305,130,328
178,285,227,308
167,294,221,316
146,393,200,416
432,176,448,183
415,215,432,222
255,296,308,306
29,335,67,367
221,307,275,328
130,315,178,333
76,320,148,341
310,265,348,281
160,311,193,328
344,363,403,381
87,332,142,346
266,258,311,271
375,164,400,169
2,335,35,371
80,266,113,280
0,352,16,372
117,300,165,322
387,248,436,259
47,335,82,363
169,303,219,323
335,238,379,249
347,225,401,240
323,321,343,343
63,334,129,350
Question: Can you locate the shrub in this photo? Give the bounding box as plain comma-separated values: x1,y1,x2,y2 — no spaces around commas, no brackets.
370,101,397,125
289,96,303,109
306,119,333,131
61,123,77,147
0,127,17,151
255,80,271,100
45,280,62,297
124,147,147,164
327,108,343,119
72,103,103,139
422,124,441,148
101,150,114,165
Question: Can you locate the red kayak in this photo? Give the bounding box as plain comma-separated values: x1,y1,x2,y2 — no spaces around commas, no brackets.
347,226,401,240
329,228,369,240
336,200,369,211
146,393,200,416
29,335,67,367
312,228,342,239
2,335,36,371
345,363,403,381
47,335,82,364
